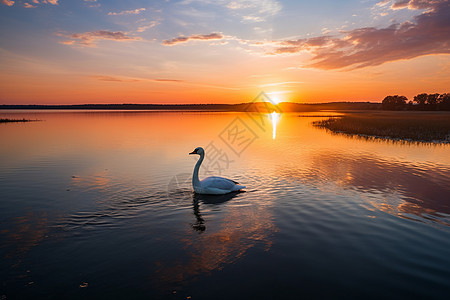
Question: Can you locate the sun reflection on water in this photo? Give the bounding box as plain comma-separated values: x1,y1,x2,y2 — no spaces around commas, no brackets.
270,111,280,140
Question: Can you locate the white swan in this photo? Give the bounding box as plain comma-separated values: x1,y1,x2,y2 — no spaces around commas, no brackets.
189,147,246,194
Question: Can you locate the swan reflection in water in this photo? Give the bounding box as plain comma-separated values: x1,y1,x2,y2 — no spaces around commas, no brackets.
191,192,242,232
154,189,277,289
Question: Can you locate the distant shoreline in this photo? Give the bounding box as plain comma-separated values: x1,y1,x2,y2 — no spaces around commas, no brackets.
0,102,381,112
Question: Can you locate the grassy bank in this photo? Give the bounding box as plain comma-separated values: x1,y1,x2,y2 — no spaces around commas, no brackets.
313,112,450,143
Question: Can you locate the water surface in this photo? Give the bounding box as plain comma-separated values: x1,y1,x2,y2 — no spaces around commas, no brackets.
1,110,449,299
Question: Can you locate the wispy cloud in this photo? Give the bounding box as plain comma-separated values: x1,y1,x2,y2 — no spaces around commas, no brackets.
90,75,242,90
271,0,450,70
24,2,36,8
226,0,282,22
376,0,391,7
108,8,146,16
91,76,140,82
137,20,159,33
91,75,185,83
153,79,184,82
177,0,282,23
58,30,142,47
84,0,99,8
162,33,224,46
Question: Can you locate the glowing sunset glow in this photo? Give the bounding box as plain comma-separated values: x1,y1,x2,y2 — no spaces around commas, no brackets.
265,92,287,105
1,0,449,104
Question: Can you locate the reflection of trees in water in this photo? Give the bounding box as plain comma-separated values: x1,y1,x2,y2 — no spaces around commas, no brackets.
154,191,277,288
281,151,450,225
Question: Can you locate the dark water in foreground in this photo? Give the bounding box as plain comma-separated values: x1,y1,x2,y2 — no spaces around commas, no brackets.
0,111,449,299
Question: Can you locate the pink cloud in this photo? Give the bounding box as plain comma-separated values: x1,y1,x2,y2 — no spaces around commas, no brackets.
391,0,410,9
24,2,36,8
1,0,15,6
58,30,142,47
272,0,450,70
3,0,60,7
395,0,442,10
162,33,224,46
137,20,159,32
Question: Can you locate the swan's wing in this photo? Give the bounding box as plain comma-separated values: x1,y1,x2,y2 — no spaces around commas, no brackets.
201,176,239,190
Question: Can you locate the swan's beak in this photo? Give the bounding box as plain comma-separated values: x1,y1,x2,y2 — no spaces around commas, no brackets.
189,150,197,155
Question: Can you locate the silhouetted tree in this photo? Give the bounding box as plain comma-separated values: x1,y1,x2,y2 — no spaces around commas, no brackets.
438,93,450,110
382,93,450,111
382,95,407,110
425,93,440,110
413,93,428,109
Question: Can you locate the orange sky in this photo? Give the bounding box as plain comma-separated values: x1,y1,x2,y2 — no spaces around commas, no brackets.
1,0,449,104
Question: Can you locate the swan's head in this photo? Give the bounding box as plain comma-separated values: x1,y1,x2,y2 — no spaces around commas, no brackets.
189,147,204,156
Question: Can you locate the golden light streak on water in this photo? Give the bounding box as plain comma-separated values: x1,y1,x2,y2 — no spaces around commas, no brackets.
270,111,280,140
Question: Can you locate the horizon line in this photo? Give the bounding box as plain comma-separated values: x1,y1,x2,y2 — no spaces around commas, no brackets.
0,101,380,107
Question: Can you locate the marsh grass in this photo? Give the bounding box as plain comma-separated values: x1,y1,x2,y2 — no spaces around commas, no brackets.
313,112,450,143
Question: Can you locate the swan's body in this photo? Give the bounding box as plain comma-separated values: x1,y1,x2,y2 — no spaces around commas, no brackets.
190,147,246,194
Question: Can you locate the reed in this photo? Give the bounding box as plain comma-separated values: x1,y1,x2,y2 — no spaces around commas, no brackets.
313,112,450,143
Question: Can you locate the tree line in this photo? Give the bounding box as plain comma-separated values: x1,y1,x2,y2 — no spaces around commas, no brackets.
382,93,450,110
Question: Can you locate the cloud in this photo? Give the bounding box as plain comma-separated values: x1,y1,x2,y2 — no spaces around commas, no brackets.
108,8,146,16
137,20,159,32
84,0,99,8
58,30,142,47
153,79,184,82
376,0,391,6
271,0,450,70
226,0,282,22
2,0,59,7
91,75,185,83
91,76,140,82
162,33,224,46
37,0,59,4
1,0,15,6
387,0,443,10
391,0,410,9
177,0,282,23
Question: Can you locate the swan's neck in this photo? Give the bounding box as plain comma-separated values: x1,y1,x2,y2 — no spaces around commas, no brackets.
193,152,204,187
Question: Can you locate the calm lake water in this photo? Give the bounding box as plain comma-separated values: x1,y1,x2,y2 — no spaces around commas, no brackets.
1,110,449,299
